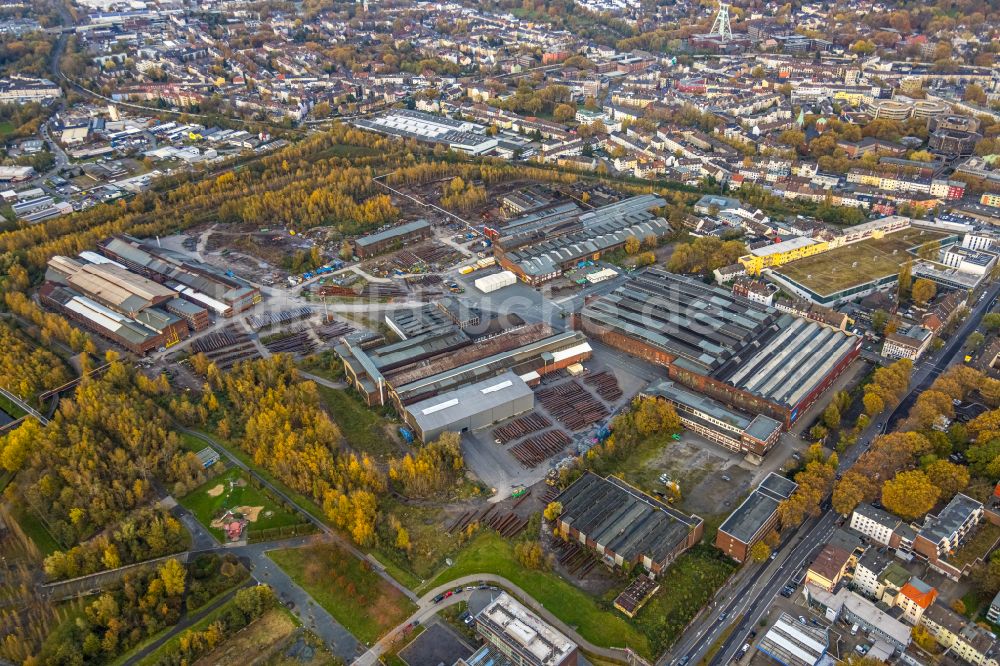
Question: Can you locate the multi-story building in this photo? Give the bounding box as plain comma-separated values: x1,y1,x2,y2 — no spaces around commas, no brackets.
849,504,906,546
941,246,998,276
882,325,934,361
715,473,797,562
471,593,578,666
921,605,1000,666
913,494,984,577
739,236,828,275
732,278,775,306
981,193,1000,208
805,543,853,591
807,586,911,653
895,578,937,625
641,380,783,458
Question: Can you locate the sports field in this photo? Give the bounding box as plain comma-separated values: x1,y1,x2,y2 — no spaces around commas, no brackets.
775,227,949,296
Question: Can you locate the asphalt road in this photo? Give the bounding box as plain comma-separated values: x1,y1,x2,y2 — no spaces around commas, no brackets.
667,280,1000,666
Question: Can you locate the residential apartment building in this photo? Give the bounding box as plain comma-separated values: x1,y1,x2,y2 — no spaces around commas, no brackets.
895,578,937,625
921,605,1000,666
882,325,934,361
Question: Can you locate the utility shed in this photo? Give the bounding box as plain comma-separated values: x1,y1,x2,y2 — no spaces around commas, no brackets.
405,371,534,442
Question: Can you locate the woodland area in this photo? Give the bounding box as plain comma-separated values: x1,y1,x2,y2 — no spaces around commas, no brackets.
0,360,206,558
178,355,470,562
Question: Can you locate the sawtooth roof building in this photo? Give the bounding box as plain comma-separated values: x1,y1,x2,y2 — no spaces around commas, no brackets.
41,252,195,355
98,236,261,316
553,472,703,577
336,308,591,440
577,268,861,426
493,195,669,284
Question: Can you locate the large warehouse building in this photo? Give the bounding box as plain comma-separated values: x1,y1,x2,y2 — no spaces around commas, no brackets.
493,195,669,284
41,253,194,354
404,371,534,441
352,219,432,258
99,236,261,316
553,472,703,577
335,309,591,439
353,109,498,155
577,268,860,426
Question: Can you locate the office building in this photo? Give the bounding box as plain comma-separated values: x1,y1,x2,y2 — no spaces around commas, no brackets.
716,472,797,562
473,593,578,666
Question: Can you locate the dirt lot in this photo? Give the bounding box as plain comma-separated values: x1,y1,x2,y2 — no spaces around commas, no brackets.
193,609,297,666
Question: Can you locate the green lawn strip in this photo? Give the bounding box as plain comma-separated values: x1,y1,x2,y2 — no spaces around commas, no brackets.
108,621,178,666
267,542,416,644
0,120,14,137
423,531,651,657
0,392,28,420
179,468,301,540
369,547,423,590
699,613,741,665
179,430,213,454
12,504,63,555
315,385,398,457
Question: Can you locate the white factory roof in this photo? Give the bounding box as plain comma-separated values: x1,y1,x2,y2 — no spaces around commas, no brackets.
407,371,533,435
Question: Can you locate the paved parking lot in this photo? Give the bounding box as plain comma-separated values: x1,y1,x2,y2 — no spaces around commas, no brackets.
398,622,474,666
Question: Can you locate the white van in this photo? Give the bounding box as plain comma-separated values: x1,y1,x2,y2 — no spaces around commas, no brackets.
851,623,859,636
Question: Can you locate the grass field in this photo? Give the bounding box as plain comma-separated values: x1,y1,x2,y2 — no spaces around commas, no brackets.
179,468,301,540
0,120,15,137
268,541,416,644
317,385,401,457
178,431,212,454
422,531,652,657
775,227,949,295
12,505,63,555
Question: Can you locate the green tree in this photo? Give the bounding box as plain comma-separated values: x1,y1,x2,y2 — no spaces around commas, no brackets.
822,403,841,430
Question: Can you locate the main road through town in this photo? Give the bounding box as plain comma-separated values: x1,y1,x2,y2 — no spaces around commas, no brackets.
663,279,1000,666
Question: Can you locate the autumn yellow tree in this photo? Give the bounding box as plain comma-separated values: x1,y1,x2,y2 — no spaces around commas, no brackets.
749,541,771,562
882,470,940,521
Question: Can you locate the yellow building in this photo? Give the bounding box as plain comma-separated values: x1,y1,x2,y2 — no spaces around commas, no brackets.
981,192,1000,208
833,90,865,107
739,236,829,275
